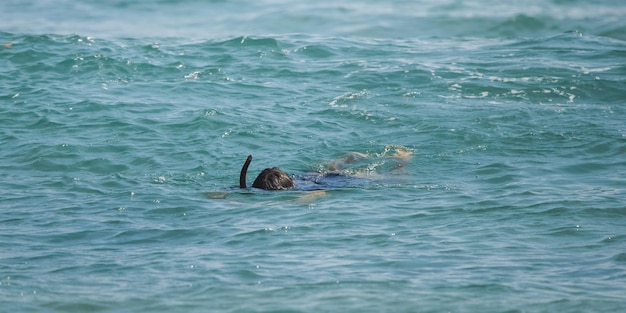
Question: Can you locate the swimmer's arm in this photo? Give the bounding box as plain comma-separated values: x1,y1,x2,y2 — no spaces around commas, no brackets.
207,190,326,202
207,191,229,199
295,190,327,203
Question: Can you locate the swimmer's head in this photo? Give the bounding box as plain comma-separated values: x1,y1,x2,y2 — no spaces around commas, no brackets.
252,167,295,190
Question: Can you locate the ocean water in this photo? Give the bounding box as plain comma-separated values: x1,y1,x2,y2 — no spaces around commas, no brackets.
1,0,626,312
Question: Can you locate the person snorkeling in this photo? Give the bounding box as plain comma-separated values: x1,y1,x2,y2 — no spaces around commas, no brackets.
239,145,412,191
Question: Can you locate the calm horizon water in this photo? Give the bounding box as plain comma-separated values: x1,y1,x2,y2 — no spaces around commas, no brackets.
1,1,626,312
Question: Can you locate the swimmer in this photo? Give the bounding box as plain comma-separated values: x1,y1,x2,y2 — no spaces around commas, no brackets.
238,145,412,191
208,145,412,200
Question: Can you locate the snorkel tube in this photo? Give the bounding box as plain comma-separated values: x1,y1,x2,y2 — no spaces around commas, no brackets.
240,155,253,188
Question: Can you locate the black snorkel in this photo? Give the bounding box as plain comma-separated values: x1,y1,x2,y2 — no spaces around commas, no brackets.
240,155,252,188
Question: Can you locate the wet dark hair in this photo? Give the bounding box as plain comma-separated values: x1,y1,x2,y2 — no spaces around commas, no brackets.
240,155,295,190
252,167,295,190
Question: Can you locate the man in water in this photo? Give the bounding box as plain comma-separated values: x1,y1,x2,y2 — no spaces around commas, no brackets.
240,146,412,191
207,146,412,200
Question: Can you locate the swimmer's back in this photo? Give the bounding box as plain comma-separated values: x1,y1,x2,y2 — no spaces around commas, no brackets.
293,172,371,191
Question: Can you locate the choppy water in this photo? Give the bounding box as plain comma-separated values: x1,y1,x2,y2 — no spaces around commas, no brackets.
2,1,626,312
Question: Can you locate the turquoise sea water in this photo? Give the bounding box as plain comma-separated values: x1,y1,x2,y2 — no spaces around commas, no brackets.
2,1,626,312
